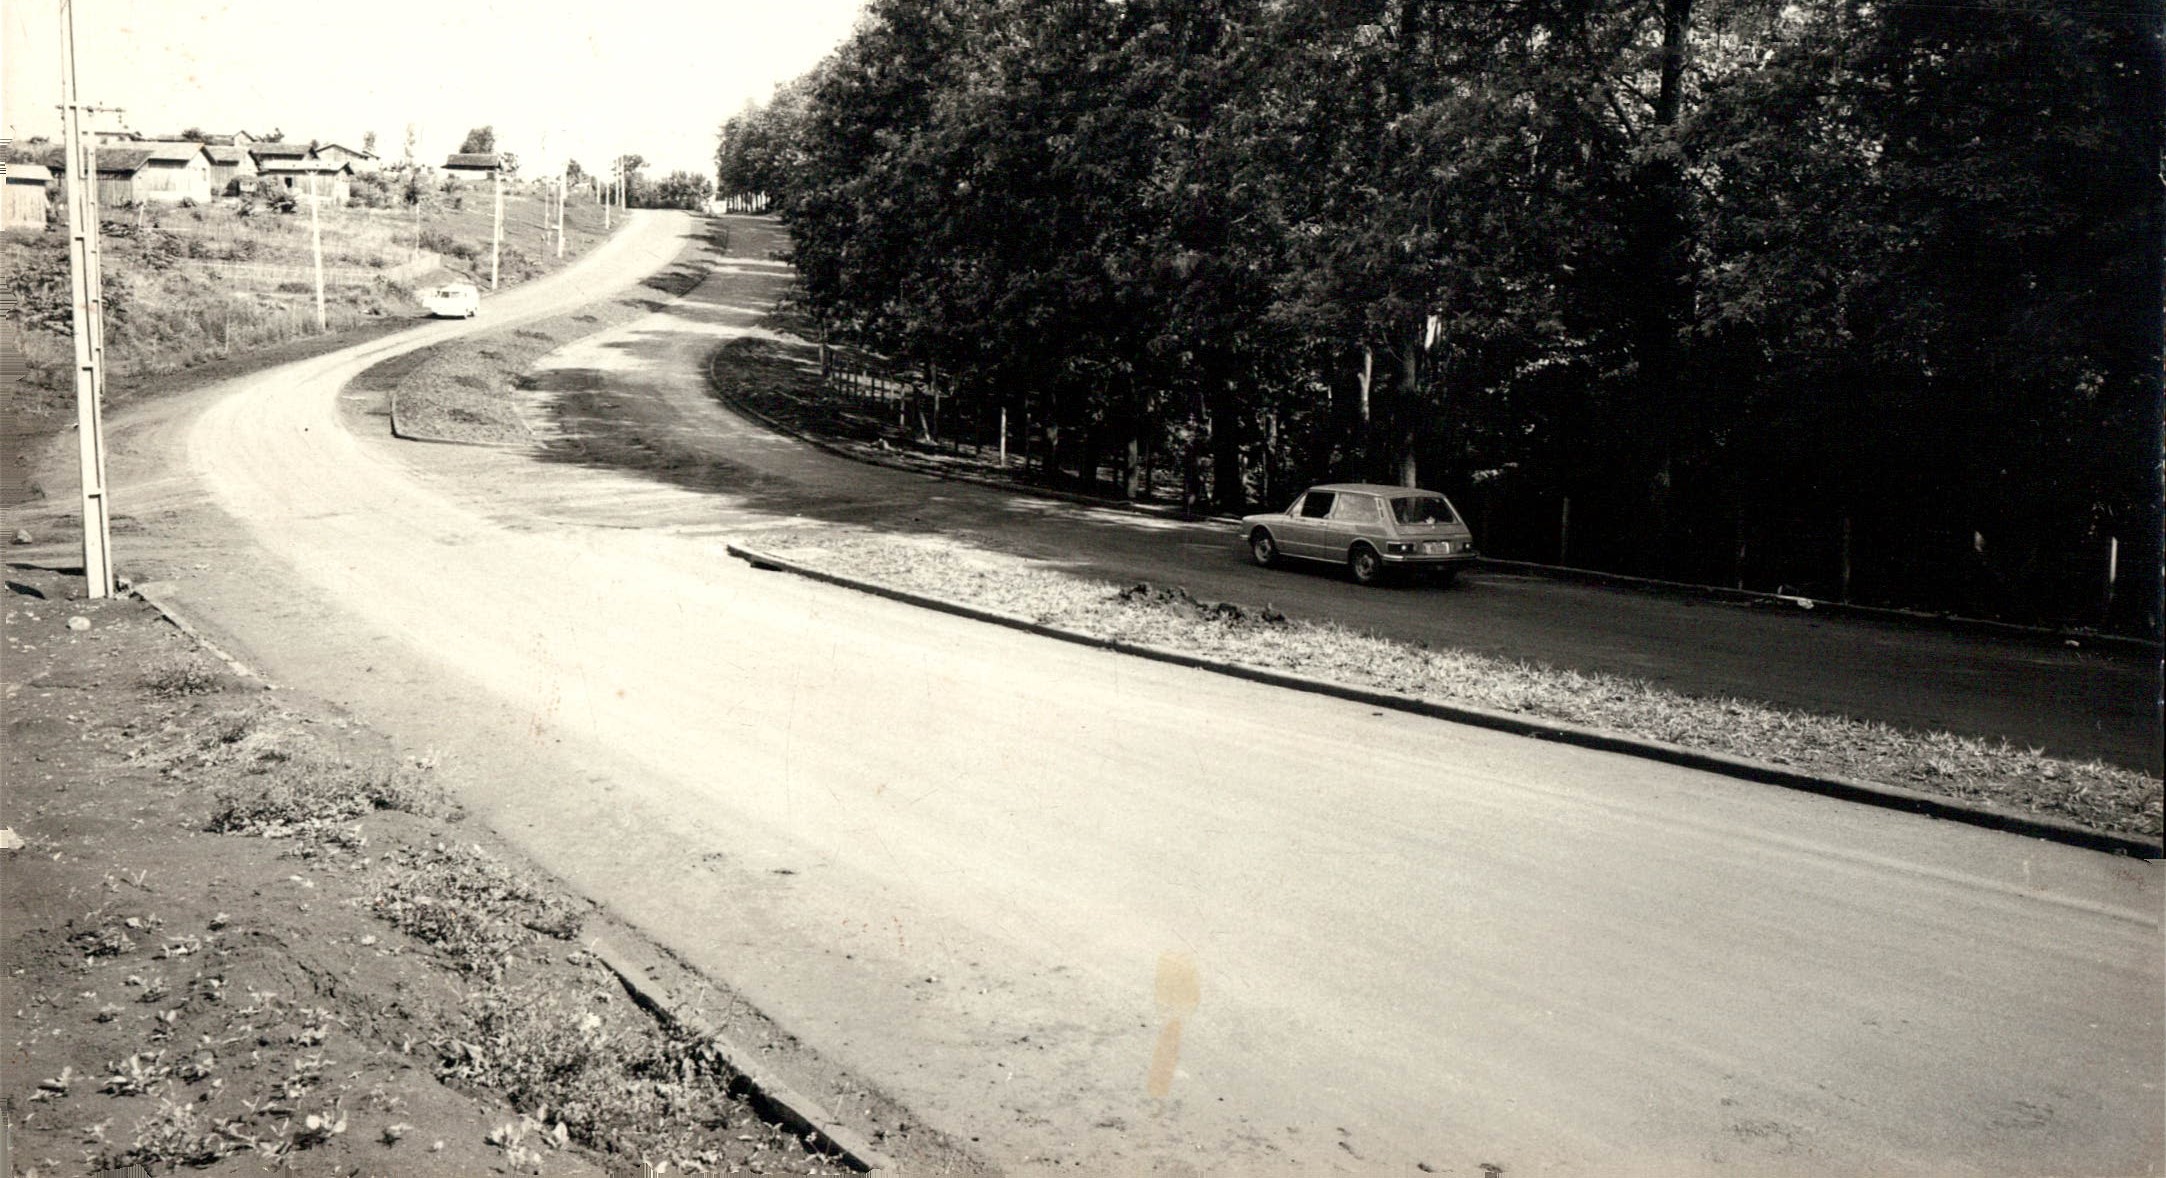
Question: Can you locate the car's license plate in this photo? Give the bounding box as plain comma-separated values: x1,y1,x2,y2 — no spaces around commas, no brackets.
1422,541,1453,554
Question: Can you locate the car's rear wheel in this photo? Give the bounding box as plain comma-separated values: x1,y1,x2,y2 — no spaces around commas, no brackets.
1348,544,1384,585
1250,530,1279,568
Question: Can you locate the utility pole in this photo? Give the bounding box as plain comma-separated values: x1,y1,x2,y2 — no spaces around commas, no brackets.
603,160,611,230
556,169,565,258
489,163,503,290
308,170,326,331
56,0,115,599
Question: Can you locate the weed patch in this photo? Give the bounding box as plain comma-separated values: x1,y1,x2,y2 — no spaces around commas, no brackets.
372,843,583,976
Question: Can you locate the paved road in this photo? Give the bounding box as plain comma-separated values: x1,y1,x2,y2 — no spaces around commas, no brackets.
57,211,2160,1176
521,216,2164,776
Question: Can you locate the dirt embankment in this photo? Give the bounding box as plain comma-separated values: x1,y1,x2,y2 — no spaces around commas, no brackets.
1,563,974,1175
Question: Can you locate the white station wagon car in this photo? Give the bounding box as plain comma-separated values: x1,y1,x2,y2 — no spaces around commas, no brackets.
420,282,480,319
1241,483,1478,585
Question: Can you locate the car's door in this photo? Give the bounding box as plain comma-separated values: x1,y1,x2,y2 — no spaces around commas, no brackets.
1280,490,1337,558
1324,492,1387,559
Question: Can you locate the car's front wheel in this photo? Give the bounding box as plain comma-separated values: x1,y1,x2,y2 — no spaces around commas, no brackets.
1348,544,1384,585
1249,530,1279,568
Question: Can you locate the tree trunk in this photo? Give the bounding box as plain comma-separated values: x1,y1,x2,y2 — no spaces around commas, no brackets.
1207,371,1244,512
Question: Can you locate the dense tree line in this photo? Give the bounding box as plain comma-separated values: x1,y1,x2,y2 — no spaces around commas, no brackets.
718,0,2162,633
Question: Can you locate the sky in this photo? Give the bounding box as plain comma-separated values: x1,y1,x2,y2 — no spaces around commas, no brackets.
3,0,866,176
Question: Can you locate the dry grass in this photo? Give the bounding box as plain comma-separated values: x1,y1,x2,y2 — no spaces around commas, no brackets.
2,185,618,421
763,530,2164,840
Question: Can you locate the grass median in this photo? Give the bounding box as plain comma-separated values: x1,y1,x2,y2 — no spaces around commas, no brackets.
750,530,2163,843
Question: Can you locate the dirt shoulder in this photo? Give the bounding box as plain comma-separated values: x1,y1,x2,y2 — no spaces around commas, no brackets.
377,223,719,447
0,564,931,1175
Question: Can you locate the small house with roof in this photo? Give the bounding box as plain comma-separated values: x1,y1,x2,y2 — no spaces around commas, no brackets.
314,143,380,173
247,142,314,170
4,163,53,229
204,143,258,194
94,142,212,205
442,153,502,181
258,157,353,203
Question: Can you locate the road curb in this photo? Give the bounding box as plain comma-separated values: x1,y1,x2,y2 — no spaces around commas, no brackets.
1476,558,2163,657
582,932,895,1174
728,542,2162,860
127,580,274,687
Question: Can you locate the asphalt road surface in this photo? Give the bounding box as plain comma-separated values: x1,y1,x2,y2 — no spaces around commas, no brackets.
41,212,2162,1175
529,215,2162,777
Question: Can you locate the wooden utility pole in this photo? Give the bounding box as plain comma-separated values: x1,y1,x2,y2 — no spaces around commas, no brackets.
57,0,115,599
489,165,503,290
308,171,326,330
556,171,566,258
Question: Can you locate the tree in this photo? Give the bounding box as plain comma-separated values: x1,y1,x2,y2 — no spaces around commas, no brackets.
459,126,496,154
402,123,417,165
363,130,377,155
649,170,714,210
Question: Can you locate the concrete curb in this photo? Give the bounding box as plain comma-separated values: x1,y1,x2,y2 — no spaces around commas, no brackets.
583,932,895,1174
728,542,2162,860
127,580,274,688
1476,558,2163,657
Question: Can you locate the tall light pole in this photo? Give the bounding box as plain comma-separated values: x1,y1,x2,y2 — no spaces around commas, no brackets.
308,169,326,330
489,162,503,290
57,0,115,598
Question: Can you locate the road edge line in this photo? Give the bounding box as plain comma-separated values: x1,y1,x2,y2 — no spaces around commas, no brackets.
582,932,896,1174
726,543,2161,860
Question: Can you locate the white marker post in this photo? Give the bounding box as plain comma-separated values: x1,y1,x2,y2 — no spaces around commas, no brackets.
57,0,114,598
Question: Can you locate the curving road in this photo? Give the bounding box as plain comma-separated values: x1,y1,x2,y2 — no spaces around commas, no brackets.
51,212,2163,1176
533,216,2162,777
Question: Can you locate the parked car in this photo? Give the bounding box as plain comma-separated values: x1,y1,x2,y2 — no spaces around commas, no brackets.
1240,483,1478,585
420,283,480,319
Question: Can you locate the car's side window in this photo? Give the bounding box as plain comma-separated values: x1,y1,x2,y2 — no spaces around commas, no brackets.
1299,492,1336,519
1328,493,1375,522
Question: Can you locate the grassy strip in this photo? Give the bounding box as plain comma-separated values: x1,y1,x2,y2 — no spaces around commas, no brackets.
760,530,2164,840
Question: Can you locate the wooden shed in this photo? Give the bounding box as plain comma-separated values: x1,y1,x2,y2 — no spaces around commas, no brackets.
315,143,380,173
259,157,353,204
4,163,53,229
94,143,213,205
247,142,314,171
442,152,502,179
204,144,257,194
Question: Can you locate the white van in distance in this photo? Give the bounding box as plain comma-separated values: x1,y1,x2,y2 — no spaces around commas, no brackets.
421,283,480,318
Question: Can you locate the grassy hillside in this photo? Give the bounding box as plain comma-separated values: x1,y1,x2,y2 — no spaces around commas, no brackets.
2,179,620,423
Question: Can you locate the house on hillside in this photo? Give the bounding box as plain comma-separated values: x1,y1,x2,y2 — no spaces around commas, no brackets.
4,164,53,229
204,144,258,194
202,131,258,150
442,153,501,179
258,157,353,203
315,143,380,173
248,142,314,170
94,143,213,205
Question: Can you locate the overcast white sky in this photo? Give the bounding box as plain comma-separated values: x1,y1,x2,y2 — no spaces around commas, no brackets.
4,0,865,175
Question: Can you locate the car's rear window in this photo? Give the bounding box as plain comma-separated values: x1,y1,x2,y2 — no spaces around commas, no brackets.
1390,496,1456,525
